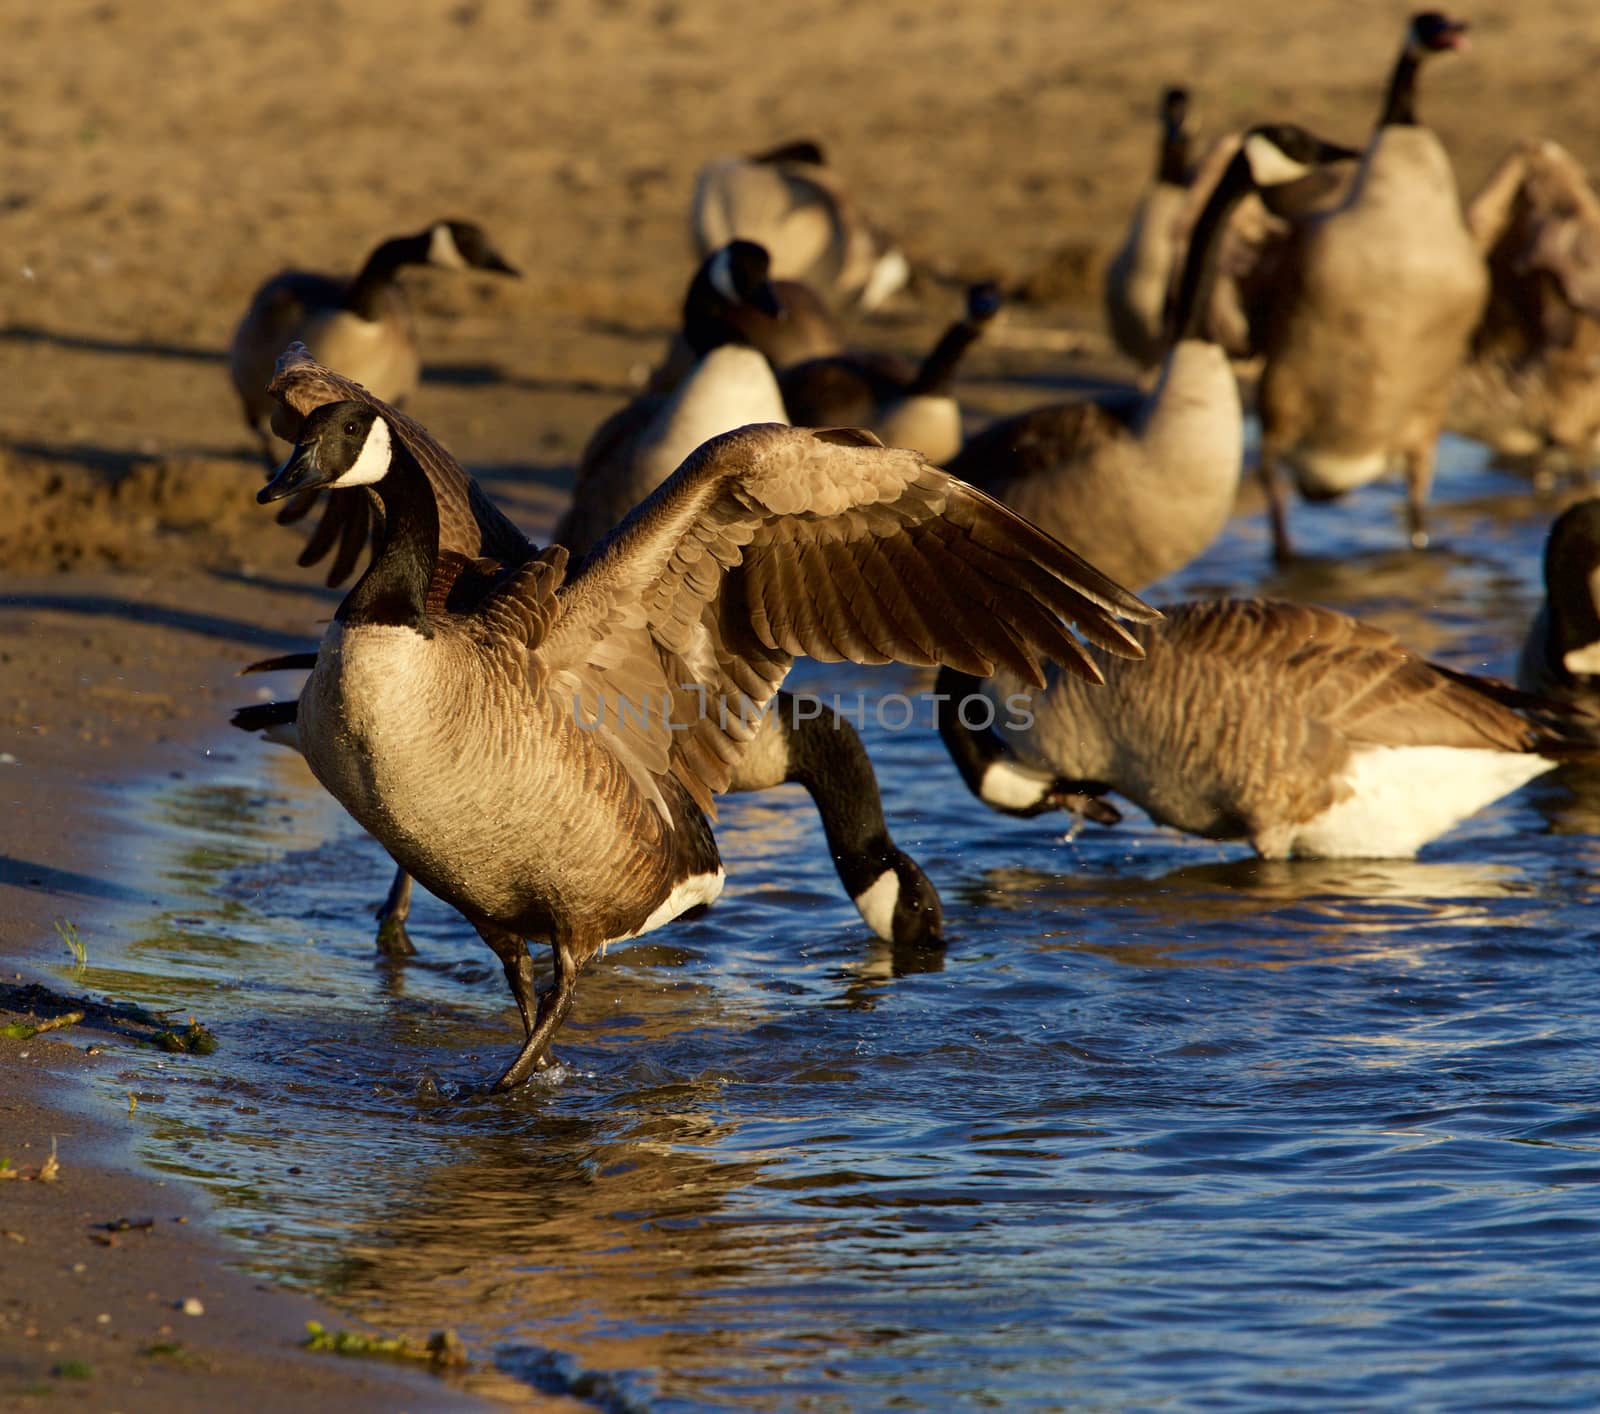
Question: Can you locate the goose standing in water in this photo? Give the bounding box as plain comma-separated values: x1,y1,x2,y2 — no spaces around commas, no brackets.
555,240,791,556
229,220,518,465
937,599,1591,861
778,282,1003,464
252,398,1156,1086
1453,139,1600,482
690,139,910,311
1103,86,1195,369
1256,11,1487,559
948,124,1358,592
239,348,943,955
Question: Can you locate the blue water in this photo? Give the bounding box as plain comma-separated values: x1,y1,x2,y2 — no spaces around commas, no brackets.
73,429,1600,1409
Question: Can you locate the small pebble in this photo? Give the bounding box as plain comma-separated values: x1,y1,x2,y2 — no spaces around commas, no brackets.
96,1313,110,1325
179,1297,204,1317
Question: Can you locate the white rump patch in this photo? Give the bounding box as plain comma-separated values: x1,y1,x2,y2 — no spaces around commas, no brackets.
427,222,468,270
979,758,1053,812
708,246,739,304
1287,745,1555,859
1243,133,1313,187
626,868,726,943
858,248,910,311
330,416,393,489
1287,447,1391,497
853,870,900,941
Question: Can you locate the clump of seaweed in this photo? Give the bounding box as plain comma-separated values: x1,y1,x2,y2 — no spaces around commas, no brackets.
303,1321,467,1369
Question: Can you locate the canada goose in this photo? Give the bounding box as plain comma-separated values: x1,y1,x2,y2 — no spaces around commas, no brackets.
777,283,1002,465
246,346,944,955
647,277,844,396
1452,139,1600,479
255,400,1155,1086
1517,499,1600,719
1256,11,1488,559
947,124,1358,592
690,139,910,311
1103,86,1195,368
229,220,518,464
936,599,1590,860
555,240,791,557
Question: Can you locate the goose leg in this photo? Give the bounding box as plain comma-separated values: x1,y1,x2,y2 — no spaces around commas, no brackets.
1258,438,1295,563
374,868,417,957
486,936,581,1092
1403,441,1435,550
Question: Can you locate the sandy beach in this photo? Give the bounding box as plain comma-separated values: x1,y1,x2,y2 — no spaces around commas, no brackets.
2,0,1595,1403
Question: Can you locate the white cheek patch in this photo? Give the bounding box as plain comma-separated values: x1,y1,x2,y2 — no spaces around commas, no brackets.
708,246,739,304
330,416,393,489
859,248,910,311
853,870,900,941
979,758,1053,811
1243,134,1313,187
427,222,468,270
1564,640,1600,675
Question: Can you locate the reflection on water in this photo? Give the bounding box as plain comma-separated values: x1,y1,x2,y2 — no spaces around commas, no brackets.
75,434,1600,1409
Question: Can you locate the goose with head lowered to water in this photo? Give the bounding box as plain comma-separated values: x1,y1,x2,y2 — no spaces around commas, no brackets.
937,598,1596,860
255,401,1157,1088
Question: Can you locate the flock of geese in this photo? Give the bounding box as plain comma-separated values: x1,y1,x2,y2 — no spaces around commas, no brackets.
220,11,1600,1089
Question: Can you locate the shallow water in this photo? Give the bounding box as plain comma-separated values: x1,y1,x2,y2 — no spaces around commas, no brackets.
73,431,1600,1409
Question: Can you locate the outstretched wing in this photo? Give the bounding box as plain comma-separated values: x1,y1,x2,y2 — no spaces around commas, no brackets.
539,422,1158,816
266,344,533,580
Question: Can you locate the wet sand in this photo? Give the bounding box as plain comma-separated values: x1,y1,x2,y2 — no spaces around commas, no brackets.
1,0,1593,1404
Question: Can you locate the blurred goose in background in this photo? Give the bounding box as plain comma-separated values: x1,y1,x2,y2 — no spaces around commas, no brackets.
1453,139,1600,482
691,139,910,312
1256,10,1487,559
555,240,790,555
252,401,1156,1086
778,282,1003,464
947,124,1358,592
236,347,947,955
647,275,843,395
937,598,1593,860
228,219,518,464
1103,86,1195,368
1517,498,1600,721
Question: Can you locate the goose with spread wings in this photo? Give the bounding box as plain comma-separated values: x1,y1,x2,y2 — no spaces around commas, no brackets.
245,346,945,957
255,398,1156,1088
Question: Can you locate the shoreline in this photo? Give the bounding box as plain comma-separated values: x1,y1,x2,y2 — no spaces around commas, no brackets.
0,566,543,1408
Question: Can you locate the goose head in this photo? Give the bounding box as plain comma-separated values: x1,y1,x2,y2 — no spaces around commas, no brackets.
1543,498,1600,676
683,240,784,353
423,219,520,276
1407,10,1470,56
854,848,944,949
1239,124,1363,192
966,281,1004,324
259,401,395,503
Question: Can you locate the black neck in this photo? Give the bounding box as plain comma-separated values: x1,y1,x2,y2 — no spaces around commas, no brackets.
336,444,438,633
776,693,897,893
344,232,431,318
932,668,1007,803
1378,45,1423,128
906,315,987,397
1158,124,1190,185
1170,149,1255,344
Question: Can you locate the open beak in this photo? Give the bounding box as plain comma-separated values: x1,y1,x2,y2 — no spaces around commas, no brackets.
259,440,330,504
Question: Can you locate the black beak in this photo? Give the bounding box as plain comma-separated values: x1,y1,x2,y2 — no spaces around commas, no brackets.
751,281,783,319
259,440,329,504
1318,140,1364,164
479,248,520,277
